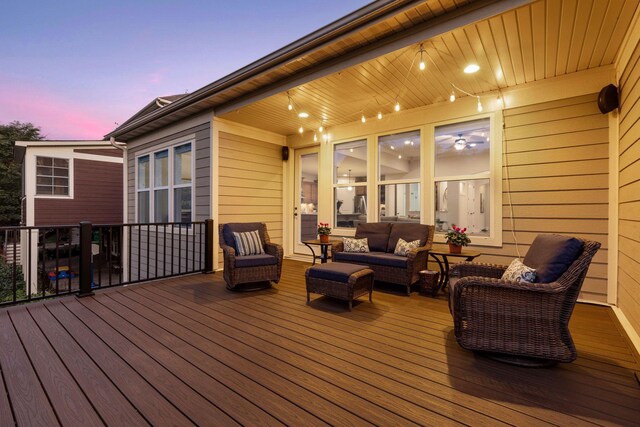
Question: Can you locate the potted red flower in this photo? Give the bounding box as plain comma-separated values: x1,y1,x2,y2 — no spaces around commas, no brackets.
317,222,331,243
445,225,471,253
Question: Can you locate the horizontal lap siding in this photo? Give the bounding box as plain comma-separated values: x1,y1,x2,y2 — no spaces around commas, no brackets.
126,121,211,280
482,94,608,302
218,131,283,268
618,40,640,337
127,122,211,223
35,159,123,225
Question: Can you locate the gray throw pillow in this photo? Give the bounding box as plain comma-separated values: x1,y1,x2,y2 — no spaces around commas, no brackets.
343,237,369,253
393,238,420,257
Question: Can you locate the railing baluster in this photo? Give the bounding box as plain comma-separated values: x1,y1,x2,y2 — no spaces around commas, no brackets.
178,224,182,275
155,224,159,279
67,227,72,293
28,229,32,299
137,225,141,282
171,224,175,276
192,223,196,272
108,227,113,286
163,224,167,277
98,226,103,287
12,238,17,303
54,229,60,295
40,230,46,298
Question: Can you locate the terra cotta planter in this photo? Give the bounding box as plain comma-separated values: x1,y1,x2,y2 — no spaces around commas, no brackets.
448,244,462,254
319,234,330,243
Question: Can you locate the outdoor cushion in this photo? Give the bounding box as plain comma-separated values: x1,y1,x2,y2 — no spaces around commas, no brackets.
387,223,430,253
334,251,408,268
234,254,277,268
233,230,265,256
307,262,369,282
355,222,391,252
523,234,583,283
343,237,370,253
501,258,536,283
394,238,420,256
222,223,264,252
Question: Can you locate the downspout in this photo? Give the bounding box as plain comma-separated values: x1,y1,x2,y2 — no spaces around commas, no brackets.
110,137,129,281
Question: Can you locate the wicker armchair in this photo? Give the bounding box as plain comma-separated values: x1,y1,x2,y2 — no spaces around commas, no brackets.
449,235,601,366
219,223,283,290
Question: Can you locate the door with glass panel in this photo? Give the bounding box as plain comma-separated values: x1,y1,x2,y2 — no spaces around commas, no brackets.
294,147,319,255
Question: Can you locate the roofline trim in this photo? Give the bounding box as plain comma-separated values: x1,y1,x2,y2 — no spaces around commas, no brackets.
105,0,421,139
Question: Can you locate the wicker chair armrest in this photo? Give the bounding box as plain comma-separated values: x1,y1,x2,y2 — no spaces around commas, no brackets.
332,241,344,253
264,242,283,259
451,261,507,279
406,244,431,261
220,243,236,257
455,276,563,297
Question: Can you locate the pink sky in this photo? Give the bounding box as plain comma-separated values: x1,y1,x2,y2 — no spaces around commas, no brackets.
0,0,370,140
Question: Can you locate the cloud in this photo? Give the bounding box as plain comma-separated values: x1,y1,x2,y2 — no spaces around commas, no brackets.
0,79,114,140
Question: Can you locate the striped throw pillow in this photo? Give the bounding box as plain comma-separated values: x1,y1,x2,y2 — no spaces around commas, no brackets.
233,230,265,256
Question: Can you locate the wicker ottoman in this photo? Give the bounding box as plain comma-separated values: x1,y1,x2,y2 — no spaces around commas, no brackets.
305,263,374,311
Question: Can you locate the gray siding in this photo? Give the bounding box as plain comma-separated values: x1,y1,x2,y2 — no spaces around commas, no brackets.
127,121,211,223
126,120,211,281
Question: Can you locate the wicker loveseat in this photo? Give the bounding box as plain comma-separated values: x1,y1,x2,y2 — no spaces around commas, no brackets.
332,222,434,295
219,223,283,290
449,234,601,366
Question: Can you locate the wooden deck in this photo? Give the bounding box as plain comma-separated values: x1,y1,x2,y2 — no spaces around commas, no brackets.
1,259,639,426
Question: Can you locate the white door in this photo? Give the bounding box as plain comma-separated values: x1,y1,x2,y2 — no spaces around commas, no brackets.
294,147,319,255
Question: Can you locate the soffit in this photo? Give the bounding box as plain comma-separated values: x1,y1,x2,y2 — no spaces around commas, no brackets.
219,0,637,136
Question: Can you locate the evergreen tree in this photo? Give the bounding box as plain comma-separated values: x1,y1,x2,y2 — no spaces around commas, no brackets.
0,121,43,225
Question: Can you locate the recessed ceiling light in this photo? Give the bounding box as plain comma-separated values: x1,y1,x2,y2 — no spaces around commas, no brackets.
464,64,480,74
298,112,309,118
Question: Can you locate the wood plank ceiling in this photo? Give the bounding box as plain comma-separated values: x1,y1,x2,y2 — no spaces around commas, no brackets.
219,0,638,136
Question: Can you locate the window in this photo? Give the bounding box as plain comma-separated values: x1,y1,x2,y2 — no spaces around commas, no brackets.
36,157,69,196
378,130,421,222
334,139,367,228
136,142,193,224
434,118,491,237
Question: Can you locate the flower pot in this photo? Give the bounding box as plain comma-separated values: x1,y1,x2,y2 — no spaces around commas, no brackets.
448,244,462,254
319,234,330,243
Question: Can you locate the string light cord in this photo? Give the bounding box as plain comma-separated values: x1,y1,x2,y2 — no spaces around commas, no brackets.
498,88,521,258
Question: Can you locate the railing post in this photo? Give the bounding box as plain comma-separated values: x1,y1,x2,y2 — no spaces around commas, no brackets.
78,221,94,297
204,219,214,274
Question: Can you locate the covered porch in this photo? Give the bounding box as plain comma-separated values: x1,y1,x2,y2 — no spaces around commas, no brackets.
1,261,639,426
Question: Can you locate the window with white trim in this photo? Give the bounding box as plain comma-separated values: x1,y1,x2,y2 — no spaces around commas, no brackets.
36,156,69,196
378,130,421,223
434,118,491,237
136,142,193,223
333,139,367,229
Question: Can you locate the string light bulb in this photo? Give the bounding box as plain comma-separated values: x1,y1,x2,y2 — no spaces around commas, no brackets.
318,124,324,132
377,111,382,120
449,90,456,103
418,44,426,71
287,93,293,111
361,114,366,124
394,97,400,112
298,126,304,134
313,133,318,142
347,169,352,191
477,97,483,112
496,96,503,107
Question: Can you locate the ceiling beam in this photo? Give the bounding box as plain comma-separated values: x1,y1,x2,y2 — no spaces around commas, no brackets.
215,0,535,116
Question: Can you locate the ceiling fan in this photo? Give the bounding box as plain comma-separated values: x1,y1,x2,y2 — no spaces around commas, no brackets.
453,133,485,151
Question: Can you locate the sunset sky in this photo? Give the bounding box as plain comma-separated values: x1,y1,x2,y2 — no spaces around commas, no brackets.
0,0,369,139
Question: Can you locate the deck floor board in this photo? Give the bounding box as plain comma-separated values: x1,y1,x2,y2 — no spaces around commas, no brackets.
0,259,638,426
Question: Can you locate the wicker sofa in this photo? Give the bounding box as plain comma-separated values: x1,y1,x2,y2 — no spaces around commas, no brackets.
449,234,601,365
219,223,283,290
332,222,434,295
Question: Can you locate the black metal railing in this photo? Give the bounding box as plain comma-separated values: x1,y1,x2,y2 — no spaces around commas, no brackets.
0,219,214,306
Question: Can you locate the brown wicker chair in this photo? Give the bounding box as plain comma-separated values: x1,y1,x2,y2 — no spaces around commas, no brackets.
449,235,601,366
219,223,283,290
